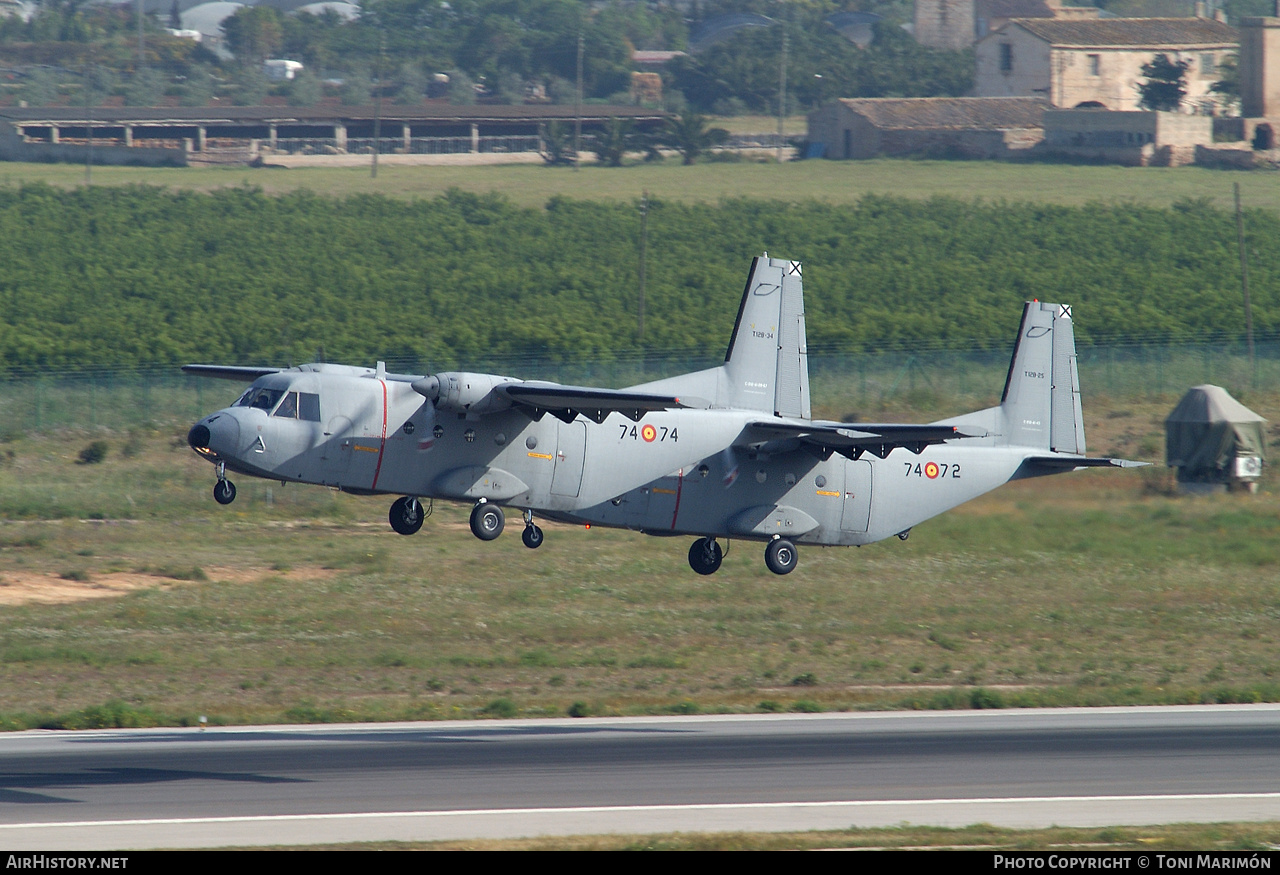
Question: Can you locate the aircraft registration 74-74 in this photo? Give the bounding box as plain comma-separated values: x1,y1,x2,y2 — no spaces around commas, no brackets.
186,255,1143,575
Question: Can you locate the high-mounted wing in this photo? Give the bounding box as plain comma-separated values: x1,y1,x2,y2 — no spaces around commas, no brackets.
182,365,283,381
745,420,986,460
497,382,704,424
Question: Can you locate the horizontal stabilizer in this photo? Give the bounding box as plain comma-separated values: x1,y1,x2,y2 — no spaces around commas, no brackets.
1023,455,1150,470
498,382,703,424
745,420,986,460
183,364,283,382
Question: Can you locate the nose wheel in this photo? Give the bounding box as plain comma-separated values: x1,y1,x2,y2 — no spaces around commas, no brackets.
521,509,544,549
389,496,425,535
688,537,723,575
764,537,798,575
212,462,236,505
469,500,505,541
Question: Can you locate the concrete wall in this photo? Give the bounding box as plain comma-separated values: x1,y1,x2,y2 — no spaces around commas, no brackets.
1044,110,1211,146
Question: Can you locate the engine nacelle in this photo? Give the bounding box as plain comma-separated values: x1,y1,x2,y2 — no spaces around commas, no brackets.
413,372,519,415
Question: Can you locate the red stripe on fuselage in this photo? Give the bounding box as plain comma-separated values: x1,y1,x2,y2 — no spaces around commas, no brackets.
370,379,388,490
670,468,684,530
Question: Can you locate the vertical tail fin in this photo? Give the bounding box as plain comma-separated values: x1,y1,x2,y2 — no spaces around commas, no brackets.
722,255,811,418
1000,301,1085,453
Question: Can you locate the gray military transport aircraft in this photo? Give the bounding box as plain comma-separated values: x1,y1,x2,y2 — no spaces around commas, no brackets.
186,254,1143,575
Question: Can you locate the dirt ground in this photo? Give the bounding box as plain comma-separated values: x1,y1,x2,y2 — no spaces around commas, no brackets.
0,566,325,606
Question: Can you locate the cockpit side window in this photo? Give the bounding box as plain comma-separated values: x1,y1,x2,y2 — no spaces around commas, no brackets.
268,391,321,421
237,387,285,411
298,392,321,422
274,392,299,419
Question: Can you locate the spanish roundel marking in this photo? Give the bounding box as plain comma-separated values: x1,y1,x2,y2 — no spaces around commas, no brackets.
641,424,657,442
925,461,940,479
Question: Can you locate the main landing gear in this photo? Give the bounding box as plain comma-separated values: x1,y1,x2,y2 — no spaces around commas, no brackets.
212,462,236,505
469,499,505,541
764,536,798,575
688,537,723,575
687,535,799,575
389,496,425,535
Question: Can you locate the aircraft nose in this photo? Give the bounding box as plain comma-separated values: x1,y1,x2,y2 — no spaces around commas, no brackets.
188,414,241,459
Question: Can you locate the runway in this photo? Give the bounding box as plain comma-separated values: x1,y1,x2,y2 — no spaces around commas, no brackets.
3,705,1280,849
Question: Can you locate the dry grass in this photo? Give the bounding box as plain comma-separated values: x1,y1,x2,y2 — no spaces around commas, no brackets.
0,384,1275,729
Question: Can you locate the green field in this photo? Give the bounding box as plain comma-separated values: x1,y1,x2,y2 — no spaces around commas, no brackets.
3,155,1277,210
0,375,1276,731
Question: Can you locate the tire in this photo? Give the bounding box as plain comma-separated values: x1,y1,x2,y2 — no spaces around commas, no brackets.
389,496,424,536
470,502,505,541
764,538,797,575
213,480,236,505
521,525,544,549
688,538,723,575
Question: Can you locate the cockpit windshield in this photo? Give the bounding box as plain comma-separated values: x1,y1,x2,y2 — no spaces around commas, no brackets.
236,387,284,411
235,387,321,421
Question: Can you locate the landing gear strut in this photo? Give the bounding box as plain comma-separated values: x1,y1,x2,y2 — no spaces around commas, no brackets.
764,536,798,575
212,462,236,505
521,509,544,549
688,537,723,575
389,496,425,535
469,499,505,541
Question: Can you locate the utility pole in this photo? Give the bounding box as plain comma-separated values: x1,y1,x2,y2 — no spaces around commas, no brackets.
372,29,384,179
574,30,583,170
638,191,648,343
137,0,145,69
777,26,787,163
84,58,93,186
1234,182,1255,384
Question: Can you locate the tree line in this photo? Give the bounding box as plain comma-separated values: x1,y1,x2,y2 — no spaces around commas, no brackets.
0,184,1271,374
0,1,972,114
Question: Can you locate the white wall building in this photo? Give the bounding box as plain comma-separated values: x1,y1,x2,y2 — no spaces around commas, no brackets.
975,17,1238,113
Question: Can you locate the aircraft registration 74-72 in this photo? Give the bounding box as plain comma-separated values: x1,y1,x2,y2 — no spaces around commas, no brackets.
186,254,1143,575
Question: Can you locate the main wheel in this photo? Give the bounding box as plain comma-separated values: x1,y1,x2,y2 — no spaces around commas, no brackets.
764,538,798,575
213,479,236,505
688,537,723,575
389,496,424,535
469,502,505,541
521,524,544,549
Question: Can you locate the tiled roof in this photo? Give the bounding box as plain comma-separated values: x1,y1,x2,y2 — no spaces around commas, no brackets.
1006,17,1238,47
836,97,1048,130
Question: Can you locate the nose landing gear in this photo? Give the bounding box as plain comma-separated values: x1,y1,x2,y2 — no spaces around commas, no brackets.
212,462,236,505
521,509,544,549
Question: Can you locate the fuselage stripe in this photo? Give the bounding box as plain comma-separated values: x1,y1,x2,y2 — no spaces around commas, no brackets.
670,467,684,530
370,379,388,491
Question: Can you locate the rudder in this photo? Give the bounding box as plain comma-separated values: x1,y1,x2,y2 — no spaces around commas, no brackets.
1001,301,1085,453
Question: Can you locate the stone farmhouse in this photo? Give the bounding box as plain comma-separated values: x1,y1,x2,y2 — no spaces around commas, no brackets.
807,97,1048,159
974,17,1238,113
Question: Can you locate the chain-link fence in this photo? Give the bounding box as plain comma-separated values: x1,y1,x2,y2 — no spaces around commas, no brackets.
2,341,1274,437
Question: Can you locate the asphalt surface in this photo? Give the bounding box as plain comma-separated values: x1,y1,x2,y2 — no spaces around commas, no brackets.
3,705,1280,848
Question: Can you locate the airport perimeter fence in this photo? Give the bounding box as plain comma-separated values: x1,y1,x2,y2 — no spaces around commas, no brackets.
0,339,1276,437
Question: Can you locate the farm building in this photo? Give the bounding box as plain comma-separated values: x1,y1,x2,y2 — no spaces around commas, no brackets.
807,96,1047,159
